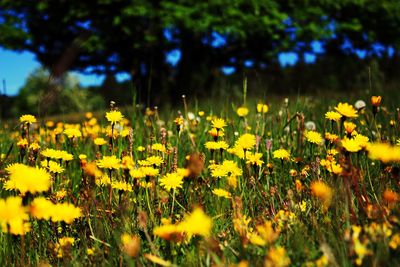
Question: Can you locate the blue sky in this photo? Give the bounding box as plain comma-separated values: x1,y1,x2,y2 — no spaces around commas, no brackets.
0,47,105,96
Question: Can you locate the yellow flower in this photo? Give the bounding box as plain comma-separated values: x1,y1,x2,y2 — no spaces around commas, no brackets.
367,142,400,163
236,133,256,150
29,142,40,151
139,166,159,177
210,160,243,178
51,203,82,224
273,148,290,160
5,164,51,194
245,152,264,166
145,156,164,166
237,106,249,117
87,248,95,256
212,188,231,199
159,173,184,191
97,155,121,170
310,180,333,210
257,103,269,113
211,118,227,129
112,181,133,192
19,114,37,124
129,168,145,179
17,138,28,148
371,95,382,107
325,111,342,122
121,234,141,258
106,110,124,123
30,197,54,220
177,207,212,237
64,128,82,138
152,143,166,153
264,246,291,267
41,160,65,174
208,127,225,138
54,237,75,258
94,137,107,146
305,131,323,145
174,117,184,125
205,141,229,150
198,111,205,116
344,121,357,135
334,102,358,118
137,146,145,152
325,132,339,143
0,196,30,235
341,138,362,153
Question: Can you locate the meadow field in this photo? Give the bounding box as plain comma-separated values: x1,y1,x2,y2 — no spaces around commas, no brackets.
0,91,400,266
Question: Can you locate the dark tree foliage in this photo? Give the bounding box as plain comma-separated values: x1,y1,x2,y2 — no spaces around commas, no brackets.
1,0,400,100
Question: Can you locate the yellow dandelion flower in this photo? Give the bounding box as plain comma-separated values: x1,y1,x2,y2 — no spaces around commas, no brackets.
139,166,159,177
305,131,323,145
106,110,124,124
177,207,212,237
51,203,82,224
112,181,133,192
237,107,249,117
5,164,51,194
334,102,358,118
325,111,342,122
341,138,362,153
245,152,264,166
19,114,37,124
64,128,82,138
159,173,184,191
212,188,231,199
152,143,166,153
29,142,40,151
236,133,256,150
273,148,290,160
257,103,269,113
211,118,227,129
137,146,145,152
145,156,164,166
30,197,54,220
97,155,121,170
17,138,28,148
94,137,107,146
40,160,65,174
264,246,291,267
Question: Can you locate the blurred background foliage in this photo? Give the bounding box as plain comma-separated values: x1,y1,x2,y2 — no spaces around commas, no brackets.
1,0,400,117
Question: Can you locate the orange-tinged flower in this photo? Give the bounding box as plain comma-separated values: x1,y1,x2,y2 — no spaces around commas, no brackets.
344,121,357,135
310,180,333,210
371,96,382,107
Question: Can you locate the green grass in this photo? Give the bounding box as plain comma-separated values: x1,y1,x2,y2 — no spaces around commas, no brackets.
0,90,400,266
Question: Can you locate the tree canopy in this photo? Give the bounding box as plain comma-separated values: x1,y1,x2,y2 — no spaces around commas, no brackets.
1,0,400,98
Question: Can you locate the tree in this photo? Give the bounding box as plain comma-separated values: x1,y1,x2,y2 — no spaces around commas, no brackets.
1,0,400,100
